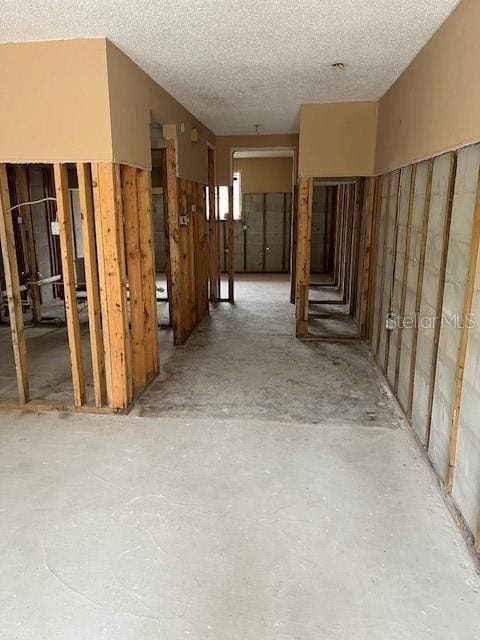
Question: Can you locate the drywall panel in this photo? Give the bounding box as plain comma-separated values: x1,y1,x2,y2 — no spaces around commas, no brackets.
0,39,112,163
376,0,480,174
299,102,378,178
429,144,480,480
411,153,452,443
234,157,293,194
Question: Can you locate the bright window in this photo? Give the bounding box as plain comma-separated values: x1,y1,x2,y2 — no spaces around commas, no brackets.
218,172,242,220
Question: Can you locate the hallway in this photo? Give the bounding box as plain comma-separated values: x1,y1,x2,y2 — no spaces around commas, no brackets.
1,277,480,639
136,275,392,424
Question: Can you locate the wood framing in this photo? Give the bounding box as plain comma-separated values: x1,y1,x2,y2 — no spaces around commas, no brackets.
122,165,146,389
295,177,313,337
164,138,183,345
365,176,381,335
445,162,480,493
53,163,86,407
207,147,220,301
14,165,41,322
0,164,29,404
227,185,234,302
384,169,403,372
262,193,267,272
290,183,298,304
77,163,106,407
394,164,417,393
375,173,393,355
91,162,132,410
350,179,364,319
137,168,159,375
282,192,287,272
425,152,457,449
342,184,355,306
195,181,209,318
359,177,376,337
407,159,434,417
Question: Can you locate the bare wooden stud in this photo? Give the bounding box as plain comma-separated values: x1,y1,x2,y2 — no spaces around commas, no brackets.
227,185,234,302
295,177,313,337
384,169,403,373
425,152,457,449
122,165,146,389
342,184,356,307
359,177,377,337
53,163,86,407
137,168,159,376
91,163,132,410
365,177,381,335
77,163,106,407
207,148,220,301
375,173,393,356
164,139,183,345
407,159,434,417
394,164,417,393
446,163,480,493
282,192,287,272
0,164,29,404
14,165,42,322
290,183,298,303
196,181,209,316
186,180,196,325
350,179,364,319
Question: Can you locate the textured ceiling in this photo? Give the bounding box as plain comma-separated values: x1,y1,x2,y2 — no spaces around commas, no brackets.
0,0,460,135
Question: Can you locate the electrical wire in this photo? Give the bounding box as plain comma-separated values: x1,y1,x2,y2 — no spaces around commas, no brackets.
8,197,57,213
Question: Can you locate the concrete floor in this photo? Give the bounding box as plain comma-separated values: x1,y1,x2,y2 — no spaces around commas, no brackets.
1,275,480,638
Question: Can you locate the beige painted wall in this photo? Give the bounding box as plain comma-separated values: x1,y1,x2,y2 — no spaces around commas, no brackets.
375,0,480,174
0,39,112,163
216,134,298,186
0,38,215,182
298,102,378,178
233,157,293,193
106,41,215,182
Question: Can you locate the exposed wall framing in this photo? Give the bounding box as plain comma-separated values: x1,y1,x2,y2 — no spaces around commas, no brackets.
0,161,159,413
367,142,480,554
294,178,364,339
164,137,210,345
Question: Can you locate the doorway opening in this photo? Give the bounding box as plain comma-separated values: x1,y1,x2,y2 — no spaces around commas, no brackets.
295,177,365,340
221,148,296,304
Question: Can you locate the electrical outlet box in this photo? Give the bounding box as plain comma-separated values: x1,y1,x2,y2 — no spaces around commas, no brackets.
191,204,196,213
51,221,60,236
179,214,188,226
